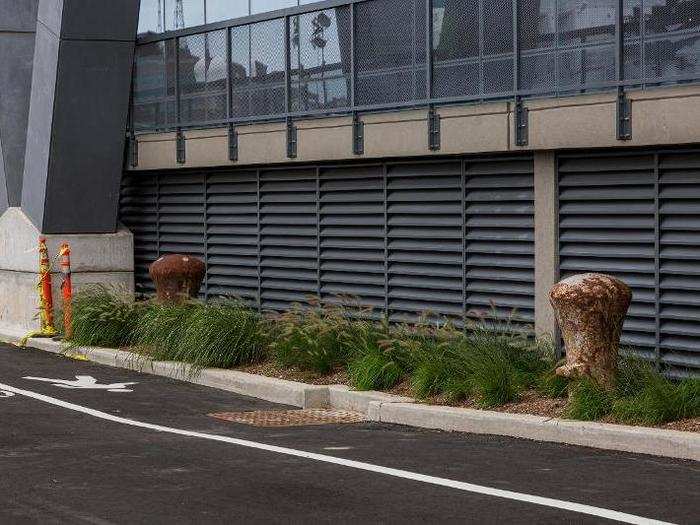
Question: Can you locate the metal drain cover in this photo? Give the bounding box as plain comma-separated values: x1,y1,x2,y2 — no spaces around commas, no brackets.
209,409,366,427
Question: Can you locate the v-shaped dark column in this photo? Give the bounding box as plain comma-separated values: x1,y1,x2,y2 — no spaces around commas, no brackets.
0,1,39,213
21,0,139,234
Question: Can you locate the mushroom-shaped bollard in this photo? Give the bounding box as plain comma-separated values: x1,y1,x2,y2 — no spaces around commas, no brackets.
549,273,632,388
149,254,206,304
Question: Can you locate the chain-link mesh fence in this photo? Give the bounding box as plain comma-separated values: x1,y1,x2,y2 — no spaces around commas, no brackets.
131,0,700,131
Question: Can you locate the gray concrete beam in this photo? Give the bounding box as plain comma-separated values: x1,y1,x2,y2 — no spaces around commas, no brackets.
534,151,558,339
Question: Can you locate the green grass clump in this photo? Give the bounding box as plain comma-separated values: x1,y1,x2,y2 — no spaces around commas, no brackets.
536,371,569,398
269,302,351,375
565,377,613,421
170,300,264,369
611,358,700,425
409,322,553,407
68,286,139,348
130,301,194,356
345,320,408,391
461,332,522,407
131,300,264,370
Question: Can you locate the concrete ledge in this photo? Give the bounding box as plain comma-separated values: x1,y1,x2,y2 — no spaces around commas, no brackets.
375,403,700,461
328,384,414,414
1,330,697,460
77,345,330,408
0,332,328,409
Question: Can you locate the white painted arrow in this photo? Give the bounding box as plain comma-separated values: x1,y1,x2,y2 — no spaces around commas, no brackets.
22,375,137,393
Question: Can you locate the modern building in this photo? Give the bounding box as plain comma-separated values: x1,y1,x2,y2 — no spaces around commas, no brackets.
1,0,699,377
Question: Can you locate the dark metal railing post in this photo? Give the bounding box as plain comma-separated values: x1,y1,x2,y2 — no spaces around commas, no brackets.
284,15,291,116
350,2,356,110
426,0,440,151
284,14,297,158
513,0,528,146
128,53,138,168
226,27,232,122
226,27,238,161
350,1,364,155
616,0,632,140
425,0,433,101
174,36,186,163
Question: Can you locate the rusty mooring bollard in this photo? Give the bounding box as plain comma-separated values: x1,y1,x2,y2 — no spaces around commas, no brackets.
149,254,205,304
549,273,632,388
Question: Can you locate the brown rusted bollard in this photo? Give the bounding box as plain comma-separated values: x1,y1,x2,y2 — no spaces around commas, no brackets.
549,273,632,388
149,254,205,304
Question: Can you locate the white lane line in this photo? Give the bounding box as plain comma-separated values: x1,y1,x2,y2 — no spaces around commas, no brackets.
0,382,674,525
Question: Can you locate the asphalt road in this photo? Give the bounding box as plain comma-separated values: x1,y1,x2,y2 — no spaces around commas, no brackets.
0,343,697,524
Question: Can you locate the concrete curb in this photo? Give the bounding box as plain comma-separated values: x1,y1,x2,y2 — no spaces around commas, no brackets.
374,403,700,460
1,330,698,461
0,333,328,409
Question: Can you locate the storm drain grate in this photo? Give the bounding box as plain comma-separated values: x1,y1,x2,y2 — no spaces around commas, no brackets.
208,409,366,427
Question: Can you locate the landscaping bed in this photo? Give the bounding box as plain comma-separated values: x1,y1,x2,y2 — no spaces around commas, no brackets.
68,287,700,433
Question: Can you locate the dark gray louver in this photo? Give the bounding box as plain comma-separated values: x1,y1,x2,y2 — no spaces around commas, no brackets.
121,156,535,326
206,170,259,304
558,149,700,377
259,168,319,311
119,173,158,293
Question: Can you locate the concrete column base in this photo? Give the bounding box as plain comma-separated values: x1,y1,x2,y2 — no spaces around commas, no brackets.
0,208,134,333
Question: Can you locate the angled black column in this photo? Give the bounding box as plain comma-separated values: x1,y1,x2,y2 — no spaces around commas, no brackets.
21,0,139,234
0,0,39,213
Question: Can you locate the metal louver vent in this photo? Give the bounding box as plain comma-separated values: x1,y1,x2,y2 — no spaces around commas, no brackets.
558,149,700,377
465,158,535,324
319,165,386,312
121,156,534,327
120,174,158,294
157,173,206,258
206,170,259,304
259,168,319,311
387,161,464,322
658,153,700,376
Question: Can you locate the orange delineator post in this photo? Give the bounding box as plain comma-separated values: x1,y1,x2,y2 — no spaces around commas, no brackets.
59,243,73,340
37,237,57,335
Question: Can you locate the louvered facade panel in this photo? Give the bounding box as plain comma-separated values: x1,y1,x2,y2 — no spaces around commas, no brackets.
158,173,206,258
465,158,535,324
658,152,700,376
206,171,259,304
259,168,319,311
386,161,464,321
121,155,535,329
558,153,657,360
319,165,385,313
558,149,700,376
119,173,158,294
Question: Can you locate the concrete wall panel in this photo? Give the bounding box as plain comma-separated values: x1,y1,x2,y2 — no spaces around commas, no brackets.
41,39,134,233
0,0,39,32
60,0,139,41
22,0,138,234
0,32,38,205
21,21,60,228
440,111,510,154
